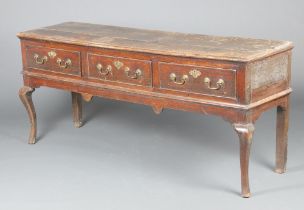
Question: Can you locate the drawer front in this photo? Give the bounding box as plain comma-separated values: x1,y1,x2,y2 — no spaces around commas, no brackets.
88,53,152,87
26,45,81,76
159,62,236,99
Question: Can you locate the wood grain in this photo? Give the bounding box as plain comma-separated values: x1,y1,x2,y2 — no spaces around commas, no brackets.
17,22,293,197
26,44,81,76
87,53,152,87
159,62,236,99
17,22,293,62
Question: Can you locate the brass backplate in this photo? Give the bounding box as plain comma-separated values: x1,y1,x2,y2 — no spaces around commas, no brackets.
189,69,201,78
48,51,57,59
113,61,124,70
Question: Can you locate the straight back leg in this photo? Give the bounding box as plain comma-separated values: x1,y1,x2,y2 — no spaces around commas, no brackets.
72,92,83,128
275,97,289,173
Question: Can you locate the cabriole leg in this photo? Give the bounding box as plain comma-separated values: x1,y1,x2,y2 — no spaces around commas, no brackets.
19,86,37,144
233,123,255,198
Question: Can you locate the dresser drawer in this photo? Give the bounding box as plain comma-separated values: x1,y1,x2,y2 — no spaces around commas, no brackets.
159,62,236,99
88,53,152,87
26,45,81,76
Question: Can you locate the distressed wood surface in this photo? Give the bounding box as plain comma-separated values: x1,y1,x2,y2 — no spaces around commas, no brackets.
18,22,293,62
159,62,236,99
17,23,293,198
26,45,81,76
88,53,152,87
249,53,289,90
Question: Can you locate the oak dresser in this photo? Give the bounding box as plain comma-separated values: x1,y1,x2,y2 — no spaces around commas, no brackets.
17,22,293,197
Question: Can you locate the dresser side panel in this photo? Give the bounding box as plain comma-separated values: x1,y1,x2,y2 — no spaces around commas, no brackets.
20,40,28,70
20,40,33,87
247,51,290,102
244,63,252,104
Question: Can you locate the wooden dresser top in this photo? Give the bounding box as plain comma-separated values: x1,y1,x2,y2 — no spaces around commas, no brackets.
18,22,293,62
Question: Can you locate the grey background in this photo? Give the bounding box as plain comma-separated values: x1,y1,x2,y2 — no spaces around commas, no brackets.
0,0,304,209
